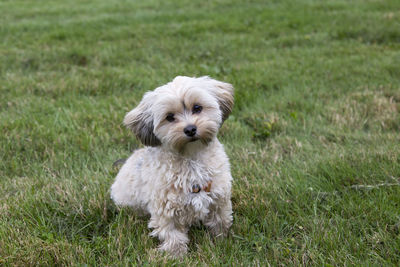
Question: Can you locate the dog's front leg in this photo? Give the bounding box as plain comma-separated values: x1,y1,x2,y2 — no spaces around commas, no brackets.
204,197,233,238
148,215,189,257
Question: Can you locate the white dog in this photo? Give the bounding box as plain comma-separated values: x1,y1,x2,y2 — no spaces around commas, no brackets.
110,76,234,256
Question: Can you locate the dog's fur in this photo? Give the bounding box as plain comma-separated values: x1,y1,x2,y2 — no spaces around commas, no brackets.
110,76,234,256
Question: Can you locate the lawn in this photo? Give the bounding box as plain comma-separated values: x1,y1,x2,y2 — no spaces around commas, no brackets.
1,0,400,265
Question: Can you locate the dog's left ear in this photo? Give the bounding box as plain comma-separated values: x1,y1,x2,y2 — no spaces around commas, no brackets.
123,91,161,147
201,76,234,123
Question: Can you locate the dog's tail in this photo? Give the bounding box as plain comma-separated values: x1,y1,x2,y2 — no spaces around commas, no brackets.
112,158,126,168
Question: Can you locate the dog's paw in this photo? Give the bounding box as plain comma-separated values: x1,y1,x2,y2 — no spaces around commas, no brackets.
209,225,229,239
207,218,232,239
158,241,187,258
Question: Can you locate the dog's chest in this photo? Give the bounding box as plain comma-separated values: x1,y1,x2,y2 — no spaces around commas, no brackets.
167,158,214,191
164,159,216,220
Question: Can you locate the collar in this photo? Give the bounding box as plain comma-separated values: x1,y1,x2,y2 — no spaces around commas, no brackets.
192,181,212,193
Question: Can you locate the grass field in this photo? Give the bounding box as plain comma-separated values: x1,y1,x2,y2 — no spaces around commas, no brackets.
1,0,400,265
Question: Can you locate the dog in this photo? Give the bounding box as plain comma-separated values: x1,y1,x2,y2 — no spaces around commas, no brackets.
110,76,234,257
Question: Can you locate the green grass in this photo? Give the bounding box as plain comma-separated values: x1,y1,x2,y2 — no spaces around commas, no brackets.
1,0,400,265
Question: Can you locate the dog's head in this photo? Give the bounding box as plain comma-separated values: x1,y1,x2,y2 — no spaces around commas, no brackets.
124,76,234,152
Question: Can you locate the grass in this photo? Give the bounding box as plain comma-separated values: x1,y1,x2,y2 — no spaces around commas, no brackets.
1,0,400,265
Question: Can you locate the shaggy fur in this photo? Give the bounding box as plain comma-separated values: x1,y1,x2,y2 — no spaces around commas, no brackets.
110,76,234,257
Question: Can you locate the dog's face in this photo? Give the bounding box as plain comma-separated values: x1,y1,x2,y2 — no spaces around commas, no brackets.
124,76,234,152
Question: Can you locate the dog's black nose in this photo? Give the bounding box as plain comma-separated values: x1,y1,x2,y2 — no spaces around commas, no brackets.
184,125,197,137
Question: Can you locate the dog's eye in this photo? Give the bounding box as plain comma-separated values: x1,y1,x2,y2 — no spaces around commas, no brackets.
192,105,202,114
166,113,175,122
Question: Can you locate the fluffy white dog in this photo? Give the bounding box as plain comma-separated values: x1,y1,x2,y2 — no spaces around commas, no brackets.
110,76,234,256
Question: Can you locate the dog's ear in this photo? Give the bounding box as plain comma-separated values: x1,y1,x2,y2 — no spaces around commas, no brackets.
201,76,234,122
123,92,161,147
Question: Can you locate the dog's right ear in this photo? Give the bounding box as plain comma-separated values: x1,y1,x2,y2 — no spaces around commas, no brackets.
123,92,161,147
